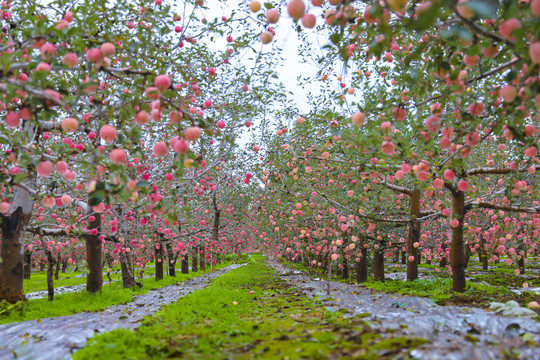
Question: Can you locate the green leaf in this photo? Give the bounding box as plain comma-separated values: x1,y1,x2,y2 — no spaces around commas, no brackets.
466,1,497,18
88,190,105,206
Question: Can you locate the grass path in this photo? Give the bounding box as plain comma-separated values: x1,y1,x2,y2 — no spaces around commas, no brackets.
74,254,425,359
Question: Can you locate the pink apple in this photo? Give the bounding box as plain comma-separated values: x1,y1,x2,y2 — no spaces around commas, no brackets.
61,117,78,132
62,53,78,68
267,9,281,23
287,0,305,21
145,86,160,100
110,149,127,164
55,161,68,174
381,141,395,155
525,146,537,158
529,42,540,63
533,0,540,16
153,141,168,156
184,126,201,141
500,85,517,103
352,112,365,126
443,169,455,181
134,110,150,125
499,18,521,41
99,125,117,142
100,42,116,56
457,180,469,191
37,161,53,177
301,13,316,28
5,111,20,127
86,48,103,63
154,75,171,92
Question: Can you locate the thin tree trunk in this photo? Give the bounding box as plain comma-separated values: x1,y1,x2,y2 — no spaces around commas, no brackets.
55,255,61,280
356,248,368,283
62,258,68,273
373,250,385,282
192,248,198,272
449,188,466,292
407,189,420,281
342,256,349,280
46,250,55,301
181,254,189,274
200,247,206,271
23,250,32,280
401,250,406,264
480,237,488,270
155,244,163,281
86,212,103,293
166,242,176,277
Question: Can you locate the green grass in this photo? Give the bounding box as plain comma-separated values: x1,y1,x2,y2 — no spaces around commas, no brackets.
74,254,427,360
1,256,247,325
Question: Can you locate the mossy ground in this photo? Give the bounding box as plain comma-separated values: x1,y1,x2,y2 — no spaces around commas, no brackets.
0,256,245,325
282,258,540,309
74,254,426,360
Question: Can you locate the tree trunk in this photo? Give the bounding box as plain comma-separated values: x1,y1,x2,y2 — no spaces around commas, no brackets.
39,259,46,272
342,256,349,280
55,255,61,280
449,189,466,292
464,244,470,269
0,172,34,303
181,254,189,274
407,189,420,281
200,247,206,271
0,207,31,303
166,242,176,277
356,248,368,283
86,212,103,293
336,264,342,277
373,250,385,282
401,250,406,264
191,248,198,272
46,250,55,301
479,237,488,270
23,250,32,280
62,258,68,273
517,256,525,274
155,244,163,281
120,251,137,288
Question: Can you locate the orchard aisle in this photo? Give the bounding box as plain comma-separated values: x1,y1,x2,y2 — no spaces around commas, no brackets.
0,263,245,360
268,258,540,360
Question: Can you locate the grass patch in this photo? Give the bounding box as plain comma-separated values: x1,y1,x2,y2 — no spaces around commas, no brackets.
74,254,427,360
1,255,247,325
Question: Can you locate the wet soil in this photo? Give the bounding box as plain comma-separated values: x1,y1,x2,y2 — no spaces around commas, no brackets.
0,264,244,360
267,258,540,360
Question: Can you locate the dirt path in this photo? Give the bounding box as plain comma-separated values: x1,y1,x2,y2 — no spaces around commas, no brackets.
267,258,540,360
0,264,245,360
